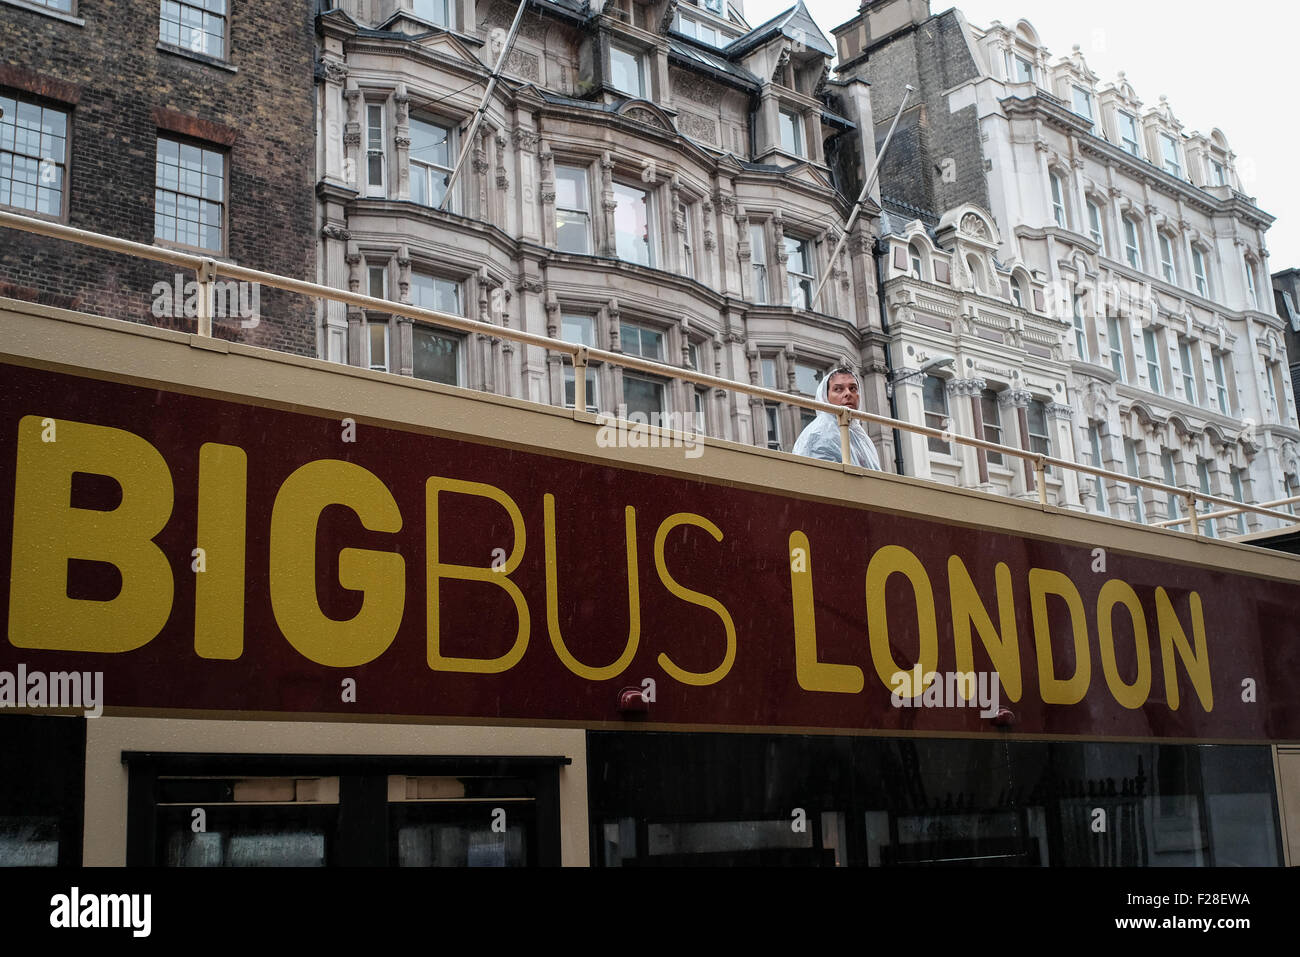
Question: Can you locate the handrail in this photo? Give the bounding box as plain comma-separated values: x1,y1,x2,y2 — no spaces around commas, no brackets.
3,208,1297,537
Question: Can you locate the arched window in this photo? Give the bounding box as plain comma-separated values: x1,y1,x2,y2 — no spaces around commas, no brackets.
908,241,927,280
1010,270,1029,308
966,254,985,293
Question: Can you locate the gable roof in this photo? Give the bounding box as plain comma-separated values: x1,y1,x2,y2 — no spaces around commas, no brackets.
723,2,834,58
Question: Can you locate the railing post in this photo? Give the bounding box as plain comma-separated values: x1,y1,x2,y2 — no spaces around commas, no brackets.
1186,493,1199,537
1035,456,1048,506
573,345,589,415
196,258,216,338
838,409,852,465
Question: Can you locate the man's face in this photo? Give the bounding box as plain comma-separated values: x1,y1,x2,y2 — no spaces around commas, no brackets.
827,373,860,410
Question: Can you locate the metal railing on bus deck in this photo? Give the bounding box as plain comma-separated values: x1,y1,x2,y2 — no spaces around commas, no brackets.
3,208,1297,539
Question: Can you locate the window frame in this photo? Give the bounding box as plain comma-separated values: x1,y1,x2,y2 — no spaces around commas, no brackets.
153,133,227,255
1124,438,1145,524
1088,424,1108,515
1118,111,1142,158
0,89,70,221
412,0,452,29
612,180,656,268
620,320,666,362
1158,232,1178,285
1123,217,1143,271
408,115,455,211
554,163,593,255
1049,171,1068,228
158,0,229,62
784,234,814,310
1107,315,1127,382
1230,467,1247,534
1071,293,1090,362
1196,459,1217,538
1143,328,1163,394
409,270,466,387
623,371,669,428
560,312,600,413
749,222,768,304
1071,85,1094,127
1212,351,1232,414
1160,132,1182,178
1026,399,1053,472
1179,339,1201,406
778,108,804,158
365,101,387,198
1163,451,1181,520
609,43,647,99
1087,199,1105,252
980,389,1004,466
1191,246,1210,298
923,374,950,455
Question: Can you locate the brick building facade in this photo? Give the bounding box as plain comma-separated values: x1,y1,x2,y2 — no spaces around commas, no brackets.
0,0,317,354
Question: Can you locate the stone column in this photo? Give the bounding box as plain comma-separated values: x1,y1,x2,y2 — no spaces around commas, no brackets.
948,377,987,485
393,84,411,202
599,151,617,258
395,246,413,377
1001,387,1033,497
1047,401,1081,508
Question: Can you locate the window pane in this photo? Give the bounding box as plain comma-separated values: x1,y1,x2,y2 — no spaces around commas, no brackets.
610,47,643,98
981,390,1003,465
623,375,665,425
561,314,595,345
410,274,462,315
779,111,802,156
923,375,949,454
794,363,822,396
412,327,459,385
614,183,652,266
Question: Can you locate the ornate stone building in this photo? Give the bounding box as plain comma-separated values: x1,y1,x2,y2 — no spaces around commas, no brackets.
314,0,892,458
832,0,1297,531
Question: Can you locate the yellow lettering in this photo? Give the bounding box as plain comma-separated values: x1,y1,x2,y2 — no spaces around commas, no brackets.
654,513,736,686
948,556,1021,701
269,460,404,667
866,545,938,699
9,416,173,652
1096,579,1151,710
1028,568,1090,705
194,443,247,660
427,477,528,674
1156,587,1213,712
789,531,863,693
543,495,639,681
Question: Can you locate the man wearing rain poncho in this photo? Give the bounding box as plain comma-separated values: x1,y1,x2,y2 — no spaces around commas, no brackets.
792,367,882,470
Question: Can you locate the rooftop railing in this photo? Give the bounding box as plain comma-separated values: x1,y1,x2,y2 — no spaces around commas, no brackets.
3,207,1296,538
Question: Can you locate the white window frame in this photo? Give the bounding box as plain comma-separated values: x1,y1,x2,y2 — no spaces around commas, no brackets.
1088,425,1108,515
750,222,768,304
0,90,69,219
159,0,228,60
409,116,455,210
367,319,390,373
409,271,466,387
1210,158,1227,188
560,313,600,412
1125,439,1145,523
784,235,814,310
1213,351,1232,414
154,134,226,253
412,0,451,29
1072,86,1094,128
1160,132,1182,178
1123,218,1142,271
609,44,647,99
1179,339,1201,405
555,164,592,255
778,109,804,158
1050,172,1067,228
624,372,668,427
1118,111,1142,157
1027,399,1052,469
1158,232,1178,285
1107,315,1126,382
923,375,950,455
1230,467,1247,534
1087,200,1105,252
1163,451,1181,520
613,181,655,267
1244,258,1259,310
1072,294,1089,362
1197,459,1217,538
980,389,1003,465
620,320,665,361
1143,328,1163,394
365,102,386,197
1192,247,1209,297
679,203,694,278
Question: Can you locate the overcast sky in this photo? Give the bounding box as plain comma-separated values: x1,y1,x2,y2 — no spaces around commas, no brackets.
742,0,1300,275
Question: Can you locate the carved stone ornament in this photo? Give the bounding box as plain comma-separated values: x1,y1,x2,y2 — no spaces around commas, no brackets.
946,377,987,397
959,213,989,240
318,54,348,84
999,388,1032,409
512,127,539,152
321,224,351,242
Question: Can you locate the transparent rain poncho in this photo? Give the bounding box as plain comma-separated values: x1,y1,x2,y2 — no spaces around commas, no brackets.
791,373,882,470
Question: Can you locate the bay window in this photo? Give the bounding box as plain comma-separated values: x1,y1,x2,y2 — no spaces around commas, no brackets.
784,235,813,309
555,165,592,254
613,182,654,266
750,223,768,303
410,117,453,209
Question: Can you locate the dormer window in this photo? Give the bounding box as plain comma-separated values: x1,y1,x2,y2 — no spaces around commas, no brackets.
1210,158,1227,187
1071,86,1094,129
779,109,804,158
1160,133,1182,178
1007,51,1035,84
676,14,725,48
1118,111,1142,158
703,0,723,14
412,0,451,30
609,44,647,98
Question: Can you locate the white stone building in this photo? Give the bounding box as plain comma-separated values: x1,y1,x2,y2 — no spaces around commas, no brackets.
313,0,894,461
833,0,1297,532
